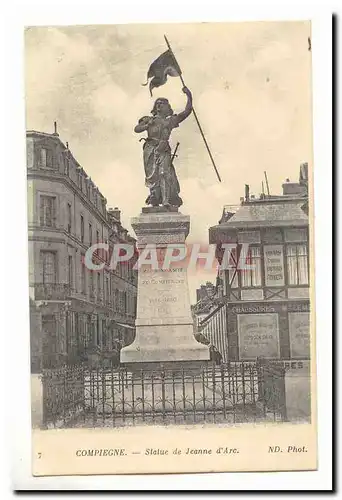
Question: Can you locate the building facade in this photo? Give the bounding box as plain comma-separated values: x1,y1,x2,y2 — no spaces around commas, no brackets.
192,280,223,331
27,129,137,372
200,164,310,364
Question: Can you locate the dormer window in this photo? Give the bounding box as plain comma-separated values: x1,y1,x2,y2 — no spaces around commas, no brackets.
63,155,69,175
39,147,53,168
77,170,83,191
40,148,47,167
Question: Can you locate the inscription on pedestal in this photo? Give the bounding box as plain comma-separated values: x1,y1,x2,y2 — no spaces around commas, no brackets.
120,210,210,364
138,268,190,321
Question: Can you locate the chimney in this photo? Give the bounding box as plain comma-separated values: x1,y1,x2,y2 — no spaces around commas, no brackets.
108,206,121,222
195,285,208,302
282,180,306,196
53,121,59,136
299,162,308,185
245,184,250,202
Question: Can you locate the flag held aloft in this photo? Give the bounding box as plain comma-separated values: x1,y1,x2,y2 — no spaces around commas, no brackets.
142,49,182,96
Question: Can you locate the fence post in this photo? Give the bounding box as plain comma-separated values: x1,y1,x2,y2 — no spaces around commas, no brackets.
278,365,287,421
256,356,266,403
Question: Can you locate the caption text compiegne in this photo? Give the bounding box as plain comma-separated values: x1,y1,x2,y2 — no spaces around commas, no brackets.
75,447,239,457
74,444,308,458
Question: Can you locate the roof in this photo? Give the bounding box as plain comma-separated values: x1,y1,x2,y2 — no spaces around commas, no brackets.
210,199,308,231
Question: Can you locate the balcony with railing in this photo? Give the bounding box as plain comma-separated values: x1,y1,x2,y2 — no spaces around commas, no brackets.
33,283,72,301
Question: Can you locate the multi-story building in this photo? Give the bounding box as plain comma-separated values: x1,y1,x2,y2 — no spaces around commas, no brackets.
27,128,137,372
200,163,310,364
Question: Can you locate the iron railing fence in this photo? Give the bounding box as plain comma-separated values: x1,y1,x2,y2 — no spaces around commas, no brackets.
42,363,85,427
34,283,71,300
41,360,287,429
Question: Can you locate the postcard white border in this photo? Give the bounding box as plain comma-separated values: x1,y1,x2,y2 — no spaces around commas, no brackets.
3,1,333,493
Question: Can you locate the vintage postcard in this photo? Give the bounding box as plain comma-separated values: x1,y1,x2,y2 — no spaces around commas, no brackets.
26,21,317,476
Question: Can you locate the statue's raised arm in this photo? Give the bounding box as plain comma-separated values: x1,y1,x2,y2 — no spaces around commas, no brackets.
173,87,193,126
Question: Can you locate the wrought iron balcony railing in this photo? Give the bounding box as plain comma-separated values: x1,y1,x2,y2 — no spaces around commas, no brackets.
34,283,72,300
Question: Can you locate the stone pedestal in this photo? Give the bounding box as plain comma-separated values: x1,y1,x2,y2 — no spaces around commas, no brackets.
120,207,210,366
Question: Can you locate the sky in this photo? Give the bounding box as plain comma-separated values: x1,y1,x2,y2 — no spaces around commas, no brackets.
25,21,313,302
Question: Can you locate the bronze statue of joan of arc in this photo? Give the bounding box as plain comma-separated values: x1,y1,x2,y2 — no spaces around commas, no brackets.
134,86,192,208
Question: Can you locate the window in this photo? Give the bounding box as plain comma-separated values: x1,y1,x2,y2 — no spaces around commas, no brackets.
67,203,72,233
89,223,92,246
118,262,123,278
97,273,101,297
95,316,100,346
66,311,79,358
77,171,83,191
40,148,47,167
68,255,73,288
96,230,100,256
105,276,110,304
104,240,108,264
64,155,69,175
118,328,123,343
114,289,119,310
39,148,53,168
42,315,57,367
41,251,56,283
80,215,84,243
226,247,239,289
241,246,262,287
42,315,56,337
110,276,114,306
103,275,109,303
226,270,238,290
85,315,92,349
89,270,94,295
102,320,107,348
40,196,56,227
286,244,309,285
77,314,84,353
81,255,86,294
